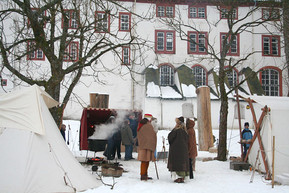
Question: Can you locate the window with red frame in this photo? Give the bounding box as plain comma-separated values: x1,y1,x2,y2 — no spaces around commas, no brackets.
62,10,79,29
262,8,280,20
262,35,280,57
95,11,110,32
192,65,207,87
122,47,130,65
220,7,238,19
188,31,208,54
260,68,281,96
1,79,7,86
28,8,46,28
155,30,175,54
119,12,131,31
189,6,206,19
156,4,174,18
27,41,45,60
220,33,239,56
63,42,79,62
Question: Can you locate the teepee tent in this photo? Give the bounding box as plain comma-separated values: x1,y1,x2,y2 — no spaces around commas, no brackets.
0,85,101,193
245,96,289,180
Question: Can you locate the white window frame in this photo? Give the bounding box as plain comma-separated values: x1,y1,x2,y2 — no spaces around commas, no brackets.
261,69,280,96
160,65,174,86
27,41,44,60
96,11,109,32
192,66,207,87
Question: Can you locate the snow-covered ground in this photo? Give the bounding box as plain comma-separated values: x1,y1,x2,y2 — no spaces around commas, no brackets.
63,120,289,193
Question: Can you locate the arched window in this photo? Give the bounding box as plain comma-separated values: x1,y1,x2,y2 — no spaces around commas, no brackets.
192,65,207,87
225,67,238,88
260,67,282,96
159,64,174,86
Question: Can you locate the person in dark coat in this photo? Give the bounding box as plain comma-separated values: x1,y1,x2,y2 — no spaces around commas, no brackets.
167,116,190,183
111,127,122,159
103,116,116,160
186,118,198,179
60,124,66,142
121,119,134,160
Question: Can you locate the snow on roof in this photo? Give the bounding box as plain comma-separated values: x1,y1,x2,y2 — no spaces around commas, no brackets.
160,86,182,99
147,82,221,99
147,82,182,99
148,64,158,69
181,84,196,97
146,82,161,97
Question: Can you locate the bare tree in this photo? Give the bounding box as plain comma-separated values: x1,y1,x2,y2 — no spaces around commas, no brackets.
159,0,282,160
0,0,149,125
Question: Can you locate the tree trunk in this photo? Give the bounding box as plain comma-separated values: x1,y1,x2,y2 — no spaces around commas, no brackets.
217,59,229,161
45,82,63,128
217,94,228,161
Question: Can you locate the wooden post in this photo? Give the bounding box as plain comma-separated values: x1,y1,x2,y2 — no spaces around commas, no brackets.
272,136,275,188
89,93,109,108
234,90,244,160
196,86,214,151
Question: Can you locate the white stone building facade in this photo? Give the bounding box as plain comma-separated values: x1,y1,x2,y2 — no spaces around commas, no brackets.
0,0,286,129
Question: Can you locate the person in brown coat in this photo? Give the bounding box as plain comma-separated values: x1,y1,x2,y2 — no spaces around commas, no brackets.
167,116,190,183
137,114,157,181
186,118,198,179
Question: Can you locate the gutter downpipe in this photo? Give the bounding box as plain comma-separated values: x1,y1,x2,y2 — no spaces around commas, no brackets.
131,0,137,109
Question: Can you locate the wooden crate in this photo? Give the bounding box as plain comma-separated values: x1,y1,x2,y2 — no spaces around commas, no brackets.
101,166,123,177
230,161,250,171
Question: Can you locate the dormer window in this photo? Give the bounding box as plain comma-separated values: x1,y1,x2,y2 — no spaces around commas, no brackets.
160,64,174,86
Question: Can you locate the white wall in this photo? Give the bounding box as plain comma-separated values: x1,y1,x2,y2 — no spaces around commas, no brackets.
1,1,287,123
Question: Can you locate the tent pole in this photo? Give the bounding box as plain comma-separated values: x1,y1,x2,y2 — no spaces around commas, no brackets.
234,90,244,160
272,136,275,188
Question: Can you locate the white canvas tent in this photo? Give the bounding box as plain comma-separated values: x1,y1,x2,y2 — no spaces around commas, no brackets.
246,96,289,181
0,85,101,193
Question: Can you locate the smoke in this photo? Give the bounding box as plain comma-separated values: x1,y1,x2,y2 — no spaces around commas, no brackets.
88,110,130,140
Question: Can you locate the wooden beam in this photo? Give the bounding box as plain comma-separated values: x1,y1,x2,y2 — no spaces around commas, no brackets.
245,105,271,180
234,92,244,159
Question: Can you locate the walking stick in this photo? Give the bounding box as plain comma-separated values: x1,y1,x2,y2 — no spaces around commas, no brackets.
154,161,159,179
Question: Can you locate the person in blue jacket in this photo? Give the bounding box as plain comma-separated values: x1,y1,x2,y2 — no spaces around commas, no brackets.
241,122,253,159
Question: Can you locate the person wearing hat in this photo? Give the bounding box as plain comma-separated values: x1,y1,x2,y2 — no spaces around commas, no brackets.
167,116,190,183
186,118,197,179
137,114,157,181
241,122,253,159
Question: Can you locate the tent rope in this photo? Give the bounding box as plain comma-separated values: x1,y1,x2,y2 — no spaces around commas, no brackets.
48,142,76,192
227,118,235,153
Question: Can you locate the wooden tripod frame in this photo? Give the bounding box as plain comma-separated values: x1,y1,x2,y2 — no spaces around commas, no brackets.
236,96,271,180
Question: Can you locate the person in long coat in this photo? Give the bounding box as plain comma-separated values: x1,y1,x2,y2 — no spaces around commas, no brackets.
167,116,189,183
186,118,198,179
137,115,157,181
121,119,134,160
